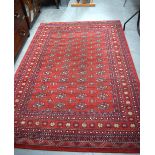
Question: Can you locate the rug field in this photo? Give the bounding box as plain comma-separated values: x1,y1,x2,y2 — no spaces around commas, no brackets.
14,21,140,153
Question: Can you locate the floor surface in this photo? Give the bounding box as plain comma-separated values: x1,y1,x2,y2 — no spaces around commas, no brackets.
14,0,140,154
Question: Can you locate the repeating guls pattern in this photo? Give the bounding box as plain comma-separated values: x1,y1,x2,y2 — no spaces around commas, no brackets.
14,21,140,153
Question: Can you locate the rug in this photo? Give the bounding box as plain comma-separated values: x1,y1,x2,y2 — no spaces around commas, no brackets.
14,21,140,153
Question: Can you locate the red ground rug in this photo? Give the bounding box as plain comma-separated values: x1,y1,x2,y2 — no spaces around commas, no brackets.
14,21,140,153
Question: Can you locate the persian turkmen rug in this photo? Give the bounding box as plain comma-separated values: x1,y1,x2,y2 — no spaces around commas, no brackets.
14,21,140,153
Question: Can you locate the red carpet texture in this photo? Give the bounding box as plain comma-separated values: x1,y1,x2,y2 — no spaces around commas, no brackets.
14,21,140,153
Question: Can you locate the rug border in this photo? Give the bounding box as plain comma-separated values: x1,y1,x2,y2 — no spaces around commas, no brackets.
118,21,140,84
15,144,140,153
14,20,140,153
38,20,121,25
